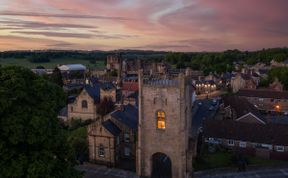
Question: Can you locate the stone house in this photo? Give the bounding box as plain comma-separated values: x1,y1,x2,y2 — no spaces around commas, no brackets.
67,79,118,121
88,104,138,167
231,73,257,93
236,89,288,113
88,119,121,166
106,55,121,72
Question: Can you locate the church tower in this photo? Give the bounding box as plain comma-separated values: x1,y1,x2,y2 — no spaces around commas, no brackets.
137,70,193,178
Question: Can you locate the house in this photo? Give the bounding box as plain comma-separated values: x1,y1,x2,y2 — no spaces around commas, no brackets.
106,55,121,72
195,80,217,94
237,89,288,113
231,73,257,93
204,119,288,160
58,64,86,85
221,95,265,123
67,78,118,121
269,78,284,91
122,75,139,97
88,104,138,167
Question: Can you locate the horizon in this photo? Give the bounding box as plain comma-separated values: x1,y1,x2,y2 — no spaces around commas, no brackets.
0,0,288,52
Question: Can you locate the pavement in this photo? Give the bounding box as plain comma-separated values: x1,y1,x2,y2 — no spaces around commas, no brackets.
195,167,288,178
76,163,138,178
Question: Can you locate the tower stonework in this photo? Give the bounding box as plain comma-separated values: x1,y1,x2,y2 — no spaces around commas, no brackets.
137,71,193,178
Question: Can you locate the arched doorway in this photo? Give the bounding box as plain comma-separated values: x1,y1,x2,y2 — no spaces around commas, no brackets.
151,152,172,178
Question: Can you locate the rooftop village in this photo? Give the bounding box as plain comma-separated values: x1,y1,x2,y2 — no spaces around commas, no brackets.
32,55,288,178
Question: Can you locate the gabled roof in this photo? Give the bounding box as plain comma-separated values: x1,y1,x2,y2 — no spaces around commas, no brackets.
111,104,138,130
102,119,121,136
84,84,100,103
204,119,288,145
237,89,288,99
222,95,265,123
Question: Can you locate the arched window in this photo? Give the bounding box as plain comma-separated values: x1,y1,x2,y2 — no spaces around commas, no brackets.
81,100,88,108
157,111,166,129
98,144,105,157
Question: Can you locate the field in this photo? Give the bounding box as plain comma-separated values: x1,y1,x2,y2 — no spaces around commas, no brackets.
0,58,105,70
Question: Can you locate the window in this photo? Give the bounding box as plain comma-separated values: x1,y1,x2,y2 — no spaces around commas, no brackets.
124,147,130,156
157,111,166,129
276,146,284,152
98,144,105,157
116,136,120,145
239,141,246,148
124,133,130,143
71,106,73,112
228,140,234,146
81,100,88,108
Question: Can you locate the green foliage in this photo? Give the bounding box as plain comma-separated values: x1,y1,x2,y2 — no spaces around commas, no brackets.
267,67,288,89
50,67,64,87
108,69,118,77
0,66,81,178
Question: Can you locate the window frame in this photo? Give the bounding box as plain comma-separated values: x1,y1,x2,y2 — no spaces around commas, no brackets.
275,145,285,152
239,141,247,148
156,110,166,130
98,144,105,158
228,139,234,146
81,100,88,109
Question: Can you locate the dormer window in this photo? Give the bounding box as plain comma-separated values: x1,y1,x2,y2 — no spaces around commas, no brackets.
82,100,88,108
157,111,166,129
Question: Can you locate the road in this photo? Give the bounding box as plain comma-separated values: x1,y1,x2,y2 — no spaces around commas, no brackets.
195,167,288,178
77,164,288,178
76,164,138,178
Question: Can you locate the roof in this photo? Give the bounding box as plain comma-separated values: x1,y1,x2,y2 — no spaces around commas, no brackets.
58,64,86,71
237,89,288,99
100,82,115,90
84,84,100,102
111,104,138,130
203,119,288,145
102,119,121,136
122,81,139,92
58,107,68,117
222,95,265,122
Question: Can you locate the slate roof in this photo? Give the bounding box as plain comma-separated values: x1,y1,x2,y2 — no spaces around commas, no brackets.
100,82,115,90
222,95,265,122
237,89,288,99
84,84,100,103
102,119,121,136
204,119,288,145
111,104,138,130
122,81,139,92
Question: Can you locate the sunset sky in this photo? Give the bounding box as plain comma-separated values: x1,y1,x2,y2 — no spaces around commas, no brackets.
0,0,287,51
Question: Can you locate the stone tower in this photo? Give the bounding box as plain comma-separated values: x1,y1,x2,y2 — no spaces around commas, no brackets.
137,70,193,178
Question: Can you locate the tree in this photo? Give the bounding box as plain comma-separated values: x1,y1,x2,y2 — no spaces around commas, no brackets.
50,67,64,87
96,97,115,117
0,66,81,178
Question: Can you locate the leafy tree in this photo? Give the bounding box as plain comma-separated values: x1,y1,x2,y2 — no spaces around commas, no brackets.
96,97,115,117
0,66,81,178
50,67,64,87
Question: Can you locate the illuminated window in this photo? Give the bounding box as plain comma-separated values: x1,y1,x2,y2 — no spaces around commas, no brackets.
157,111,166,129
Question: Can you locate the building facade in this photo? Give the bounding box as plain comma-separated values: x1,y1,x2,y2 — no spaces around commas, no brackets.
137,71,193,178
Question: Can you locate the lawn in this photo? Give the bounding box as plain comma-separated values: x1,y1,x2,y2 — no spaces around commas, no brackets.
193,145,288,171
0,57,105,70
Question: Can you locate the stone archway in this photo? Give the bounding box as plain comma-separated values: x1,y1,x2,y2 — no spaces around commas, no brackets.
151,152,172,178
